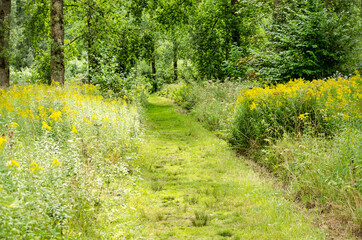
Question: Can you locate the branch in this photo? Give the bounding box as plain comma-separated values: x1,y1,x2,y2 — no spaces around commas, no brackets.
65,34,84,46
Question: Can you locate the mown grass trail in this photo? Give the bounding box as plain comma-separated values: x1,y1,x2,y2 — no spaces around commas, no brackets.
126,96,324,239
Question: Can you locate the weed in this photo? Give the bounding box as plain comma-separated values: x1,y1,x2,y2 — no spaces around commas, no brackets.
217,229,233,237
151,181,164,192
191,211,210,227
0,83,142,238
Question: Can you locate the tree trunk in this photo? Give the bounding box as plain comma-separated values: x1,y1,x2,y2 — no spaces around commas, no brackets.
0,0,11,88
173,38,178,82
50,0,64,85
230,0,239,46
151,54,156,78
87,0,96,84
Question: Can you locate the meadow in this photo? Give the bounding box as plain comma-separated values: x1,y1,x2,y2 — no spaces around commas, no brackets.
1,72,360,238
0,83,142,238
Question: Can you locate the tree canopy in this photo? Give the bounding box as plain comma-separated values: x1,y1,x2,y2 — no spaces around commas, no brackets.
1,0,361,89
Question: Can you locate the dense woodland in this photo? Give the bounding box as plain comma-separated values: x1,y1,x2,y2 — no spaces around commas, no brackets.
0,0,362,239
0,0,361,89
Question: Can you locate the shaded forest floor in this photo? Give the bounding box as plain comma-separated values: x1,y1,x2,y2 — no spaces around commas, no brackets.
115,96,325,239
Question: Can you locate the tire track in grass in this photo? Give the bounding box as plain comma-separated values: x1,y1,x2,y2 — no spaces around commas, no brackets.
126,96,324,239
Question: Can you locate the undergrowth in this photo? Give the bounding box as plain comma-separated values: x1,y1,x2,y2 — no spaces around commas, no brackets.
0,83,142,238
162,72,362,237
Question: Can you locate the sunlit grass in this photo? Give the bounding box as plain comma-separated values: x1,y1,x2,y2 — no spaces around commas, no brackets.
118,96,324,239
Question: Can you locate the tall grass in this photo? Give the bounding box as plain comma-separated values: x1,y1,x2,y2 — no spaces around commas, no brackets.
161,72,362,233
230,72,361,151
0,83,141,238
257,128,361,223
161,80,259,136
230,72,361,229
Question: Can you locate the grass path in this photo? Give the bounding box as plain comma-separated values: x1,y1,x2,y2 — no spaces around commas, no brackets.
122,96,324,239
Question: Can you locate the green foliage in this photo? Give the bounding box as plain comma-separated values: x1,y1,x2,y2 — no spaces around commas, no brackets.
9,67,32,85
258,0,361,82
191,0,265,80
191,211,210,227
161,83,195,110
31,50,51,84
162,80,259,135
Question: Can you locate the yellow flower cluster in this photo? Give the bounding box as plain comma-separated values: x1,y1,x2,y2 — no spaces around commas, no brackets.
52,158,61,166
0,136,7,148
0,82,139,179
236,72,361,122
7,159,20,168
0,83,133,134
29,162,43,172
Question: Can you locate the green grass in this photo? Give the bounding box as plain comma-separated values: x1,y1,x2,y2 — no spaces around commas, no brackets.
114,96,325,239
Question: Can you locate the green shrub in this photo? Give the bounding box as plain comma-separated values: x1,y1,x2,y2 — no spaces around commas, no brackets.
230,73,361,151
161,83,196,110
258,1,360,82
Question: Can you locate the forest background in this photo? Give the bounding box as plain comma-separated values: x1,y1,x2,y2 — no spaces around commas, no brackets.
0,0,361,90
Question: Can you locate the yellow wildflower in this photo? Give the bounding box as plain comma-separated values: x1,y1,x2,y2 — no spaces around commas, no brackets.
83,117,92,125
42,122,52,131
29,162,39,172
0,137,7,148
249,102,257,111
49,110,62,122
298,113,309,121
7,159,20,168
72,125,78,134
52,158,61,167
9,122,19,128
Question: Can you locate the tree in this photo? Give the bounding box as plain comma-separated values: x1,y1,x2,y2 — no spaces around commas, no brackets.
152,0,194,82
50,0,64,85
258,0,360,82
0,0,11,88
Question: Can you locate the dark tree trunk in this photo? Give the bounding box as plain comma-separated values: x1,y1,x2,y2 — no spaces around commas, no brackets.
0,0,11,88
230,0,239,46
173,38,178,82
87,0,96,84
151,54,156,77
50,0,64,85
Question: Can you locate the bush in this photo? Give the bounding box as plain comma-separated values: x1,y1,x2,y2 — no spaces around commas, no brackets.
161,80,260,137
160,83,196,110
230,72,361,151
258,1,359,82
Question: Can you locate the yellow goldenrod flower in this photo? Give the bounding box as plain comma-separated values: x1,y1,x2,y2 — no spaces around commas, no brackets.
298,113,309,121
42,122,52,131
29,162,38,172
49,110,62,122
7,159,20,168
0,137,7,148
72,125,78,134
249,102,257,111
52,158,61,167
